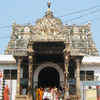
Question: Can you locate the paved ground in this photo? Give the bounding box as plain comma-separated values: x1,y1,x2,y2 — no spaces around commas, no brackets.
86,89,97,100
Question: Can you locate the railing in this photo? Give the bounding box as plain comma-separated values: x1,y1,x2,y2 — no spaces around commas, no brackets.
15,95,27,100
70,95,80,100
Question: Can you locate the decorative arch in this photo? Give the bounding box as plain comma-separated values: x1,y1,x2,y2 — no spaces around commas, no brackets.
33,62,64,83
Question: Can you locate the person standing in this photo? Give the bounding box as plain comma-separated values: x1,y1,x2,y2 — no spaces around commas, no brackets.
4,85,9,100
51,88,54,100
54,87,58,100
0,71,2,90
36,88,39,100
39,88,44,100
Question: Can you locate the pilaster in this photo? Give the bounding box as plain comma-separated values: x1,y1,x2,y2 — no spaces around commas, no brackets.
27,42,34,100
17,57,22,95
76,57,81,100
64,49,70,100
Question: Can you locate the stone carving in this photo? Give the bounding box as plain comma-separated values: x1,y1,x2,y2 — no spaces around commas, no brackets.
5,7,99,56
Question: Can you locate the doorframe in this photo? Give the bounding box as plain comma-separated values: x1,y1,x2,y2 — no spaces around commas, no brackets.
33,62,64,88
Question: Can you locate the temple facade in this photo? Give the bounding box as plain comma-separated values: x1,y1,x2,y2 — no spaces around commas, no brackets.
0,2,99,100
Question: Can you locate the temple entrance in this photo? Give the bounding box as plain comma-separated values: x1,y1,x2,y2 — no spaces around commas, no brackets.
38,67,60,88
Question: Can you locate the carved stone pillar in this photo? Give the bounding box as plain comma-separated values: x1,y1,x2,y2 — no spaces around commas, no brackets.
28,42,34,100
76,58,81,100
28,55,33,99
17,57,22,95
64,51,70,100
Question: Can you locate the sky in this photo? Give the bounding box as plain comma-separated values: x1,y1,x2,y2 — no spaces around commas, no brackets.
0,0,100,54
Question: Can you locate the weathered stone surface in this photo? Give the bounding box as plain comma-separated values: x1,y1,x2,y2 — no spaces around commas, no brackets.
5,8,99,56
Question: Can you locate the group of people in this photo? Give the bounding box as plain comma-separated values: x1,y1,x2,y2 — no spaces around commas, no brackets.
3,84,64,100
36,87,63,100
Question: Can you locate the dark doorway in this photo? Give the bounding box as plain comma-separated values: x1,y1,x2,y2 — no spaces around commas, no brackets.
38,67,60,88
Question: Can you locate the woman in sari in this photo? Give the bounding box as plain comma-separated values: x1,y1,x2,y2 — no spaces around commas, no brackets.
4,85,9,100
39,88,44,100
36,88,39,100
54,88,58,100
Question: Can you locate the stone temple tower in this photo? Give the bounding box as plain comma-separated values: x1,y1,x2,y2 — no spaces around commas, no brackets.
5,2,99,100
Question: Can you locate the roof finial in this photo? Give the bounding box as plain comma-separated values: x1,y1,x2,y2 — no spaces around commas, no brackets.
48,1,51,8
47,1,51,11
45,1,53,17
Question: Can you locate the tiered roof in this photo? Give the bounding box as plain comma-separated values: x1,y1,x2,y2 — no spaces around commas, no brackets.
5,2,99,56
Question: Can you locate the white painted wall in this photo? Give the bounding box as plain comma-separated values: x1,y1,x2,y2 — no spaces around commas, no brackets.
0,65,17,70
80,65,100,81
0,65,17,100
80,65,100,100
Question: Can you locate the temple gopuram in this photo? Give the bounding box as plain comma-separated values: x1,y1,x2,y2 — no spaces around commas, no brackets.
2,2,99,100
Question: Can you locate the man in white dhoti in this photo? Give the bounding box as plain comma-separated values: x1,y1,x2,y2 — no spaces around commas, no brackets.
43,89,53,100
